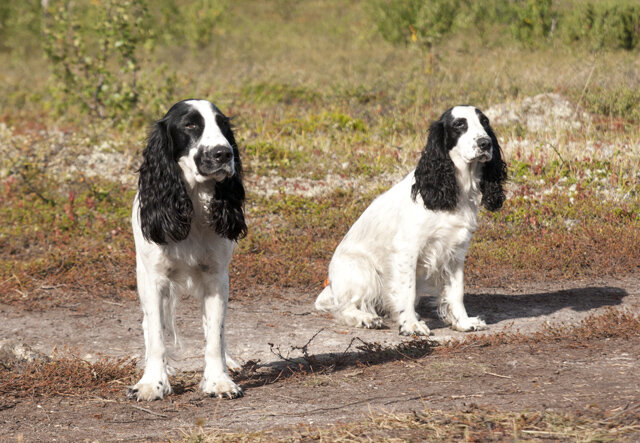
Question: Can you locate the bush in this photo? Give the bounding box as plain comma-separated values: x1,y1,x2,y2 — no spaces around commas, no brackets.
370,0,461,50
371,0,558,49
509,0,557,46
563,1,640,50
370,0,639,51
0,1,42,53
151,0,228,48
42,0,176,126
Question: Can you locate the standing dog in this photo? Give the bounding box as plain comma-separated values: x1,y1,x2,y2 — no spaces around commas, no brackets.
316,106,507,335
128,99,246,401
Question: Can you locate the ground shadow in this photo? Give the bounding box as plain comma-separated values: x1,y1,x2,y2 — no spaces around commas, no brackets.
234,335,437,390
417,286,628,328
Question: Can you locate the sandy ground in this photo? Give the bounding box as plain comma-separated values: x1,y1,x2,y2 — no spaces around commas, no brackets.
0,275,638,440
2,276,636,369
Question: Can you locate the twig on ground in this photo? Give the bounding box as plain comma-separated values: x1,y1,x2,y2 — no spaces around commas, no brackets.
484,371,512,379
130,404,168,418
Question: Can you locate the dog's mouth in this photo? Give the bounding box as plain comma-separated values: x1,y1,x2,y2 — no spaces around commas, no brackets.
475,150,493,162
196,164,234,180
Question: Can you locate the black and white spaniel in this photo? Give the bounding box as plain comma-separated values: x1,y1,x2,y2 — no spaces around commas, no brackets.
316,106,507,335
128,99,246,401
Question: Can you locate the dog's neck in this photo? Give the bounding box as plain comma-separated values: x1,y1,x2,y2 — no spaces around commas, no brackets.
187,180,217,227
455,161,483,207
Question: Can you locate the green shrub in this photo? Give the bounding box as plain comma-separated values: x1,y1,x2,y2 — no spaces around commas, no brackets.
42,0,150,120
370,0,558,49
42,0,176,126
563,1,640,50
0,1,43,53
509,0,556,46
370,0,460,50
153,0,228,48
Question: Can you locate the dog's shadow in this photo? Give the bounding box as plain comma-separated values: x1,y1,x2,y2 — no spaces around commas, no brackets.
230,286,628,391
417,286,628,328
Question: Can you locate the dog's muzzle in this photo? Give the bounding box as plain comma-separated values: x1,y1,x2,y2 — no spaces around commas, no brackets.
476,137,493,161
195,145,234,178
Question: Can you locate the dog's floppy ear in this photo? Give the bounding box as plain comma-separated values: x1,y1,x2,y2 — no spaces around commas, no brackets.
480,125,508,211
412,119,458,210
208,117,247,241
138,118,193,244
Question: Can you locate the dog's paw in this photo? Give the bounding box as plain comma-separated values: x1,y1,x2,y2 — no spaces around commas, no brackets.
201,375,243,399
127,379,171,401
452,316,487,332
357,314,384,329
399,319,431,336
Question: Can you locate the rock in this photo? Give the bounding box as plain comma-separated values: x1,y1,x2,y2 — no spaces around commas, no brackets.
485,93,590,132
0,340,48,368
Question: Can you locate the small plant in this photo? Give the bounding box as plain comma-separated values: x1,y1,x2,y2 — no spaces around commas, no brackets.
509,0,557,46
42,0,176,126
370,0,460,50
182,0,227,49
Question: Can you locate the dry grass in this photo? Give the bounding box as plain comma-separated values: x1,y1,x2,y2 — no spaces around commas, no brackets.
0,353,137,399
443,307,640,352
178,403,640,442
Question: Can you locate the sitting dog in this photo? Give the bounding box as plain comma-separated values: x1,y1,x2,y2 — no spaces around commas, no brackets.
315,106,507,335
128,99,247,401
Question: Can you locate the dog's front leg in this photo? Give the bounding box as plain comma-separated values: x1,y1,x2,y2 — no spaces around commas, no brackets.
389,250,431,336
441,261,487,332
200,272,243,399
128,270,172,401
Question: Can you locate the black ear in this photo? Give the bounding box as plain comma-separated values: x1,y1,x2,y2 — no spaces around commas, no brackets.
480,126,508,211
138,119,193,244
207,120,247,241
411,120,458,210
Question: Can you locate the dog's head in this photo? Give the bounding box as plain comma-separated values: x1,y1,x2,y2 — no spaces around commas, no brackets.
137,99,246,244
412,105,508,211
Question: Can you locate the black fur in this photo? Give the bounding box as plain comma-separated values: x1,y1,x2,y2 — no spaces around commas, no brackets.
412,118,459,210
137,100,246,244
138,117,194,244
478,111,508,211
412,106,508,212
207,114,247,241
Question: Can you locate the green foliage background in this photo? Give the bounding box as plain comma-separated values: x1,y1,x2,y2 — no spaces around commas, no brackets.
0,0,638,127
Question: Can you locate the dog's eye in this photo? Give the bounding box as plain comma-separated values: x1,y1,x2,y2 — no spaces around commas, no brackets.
480,116,489,126
453,119,467,130
185,122,198,130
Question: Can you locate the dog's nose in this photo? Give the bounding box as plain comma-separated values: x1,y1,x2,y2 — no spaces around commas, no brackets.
477,137,492,152
209,145,232,164
195,145,234,177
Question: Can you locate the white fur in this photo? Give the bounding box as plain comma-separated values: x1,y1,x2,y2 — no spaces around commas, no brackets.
316,106,492,335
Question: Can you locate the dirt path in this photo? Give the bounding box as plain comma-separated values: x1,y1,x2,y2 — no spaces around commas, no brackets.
1,275,639,440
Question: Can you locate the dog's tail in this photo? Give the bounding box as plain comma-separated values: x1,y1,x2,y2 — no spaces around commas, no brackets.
315,283,336,312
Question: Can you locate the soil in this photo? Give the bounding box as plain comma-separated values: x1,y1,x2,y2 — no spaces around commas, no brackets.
1,275,639,441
